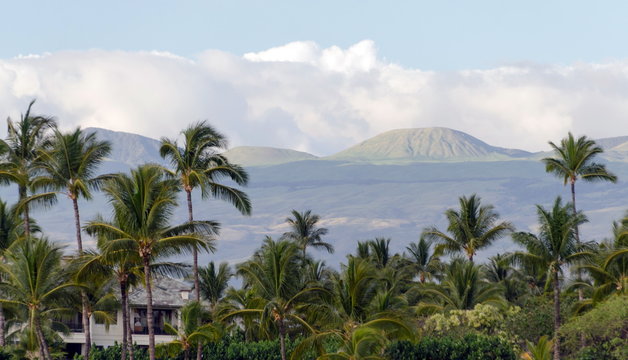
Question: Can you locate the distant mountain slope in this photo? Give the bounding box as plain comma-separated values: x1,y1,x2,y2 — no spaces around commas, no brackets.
223,146,318,166
86,127,165,167
328,127,531,162
595,136,628,151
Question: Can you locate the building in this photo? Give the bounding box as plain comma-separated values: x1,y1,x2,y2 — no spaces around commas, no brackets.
61,276,194,355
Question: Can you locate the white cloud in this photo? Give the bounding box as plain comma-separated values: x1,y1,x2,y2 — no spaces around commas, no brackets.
1,41,628,155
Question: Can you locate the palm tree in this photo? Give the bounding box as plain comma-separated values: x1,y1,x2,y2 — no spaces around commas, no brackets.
35,127,111,358
282,209,332,259
405,238,442,283
85,165,217,360
417,259,505,313
542,132,617,243
199,261,232,308
422,194,514,262
333,257,378,324
0,200,27,347
294,318,414,360
0,100,56,237
75,244,142,360
225,237,324,360
576,219,628,307
0,238,77,360
158,301,220,360
160,121,251,305
521,335,553,360
367,238,392,269
510,197,590,360
484,253,526,303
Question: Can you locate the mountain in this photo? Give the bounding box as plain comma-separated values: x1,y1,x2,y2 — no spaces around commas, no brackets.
86,127,166,169
328,127,531,162
2,126,626,267
223,146,318,166
595,136,628,151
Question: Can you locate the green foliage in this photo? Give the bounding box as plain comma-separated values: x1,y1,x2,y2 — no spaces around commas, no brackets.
386,334,516,360
560,295,628,360
88,344,149,360
200,335,306,360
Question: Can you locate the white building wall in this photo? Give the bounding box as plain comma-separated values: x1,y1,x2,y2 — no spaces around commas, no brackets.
61,310,178,348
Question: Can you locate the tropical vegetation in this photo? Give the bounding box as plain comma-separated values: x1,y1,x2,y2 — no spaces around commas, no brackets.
0,102,624,360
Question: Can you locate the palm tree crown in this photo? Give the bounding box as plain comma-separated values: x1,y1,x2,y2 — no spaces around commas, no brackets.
422,194,514,262
0,100,56,237
282,209,332,259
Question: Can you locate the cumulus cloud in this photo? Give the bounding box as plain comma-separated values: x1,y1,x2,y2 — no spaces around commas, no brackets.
1,41,628,155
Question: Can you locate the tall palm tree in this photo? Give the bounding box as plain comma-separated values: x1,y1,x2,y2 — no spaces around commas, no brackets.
160,121,251,305
225,237,324,360
35,127,111,358
510,197,590,360
405,238,442,283
75,244,142,360
422,194,514,262
282,209,332,259
0,238,77,360
199,261,232,308
542,132,617,242
416,259,505,313
0,100,56,237
85,165,217,360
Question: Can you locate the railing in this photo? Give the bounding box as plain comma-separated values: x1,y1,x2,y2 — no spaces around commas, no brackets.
132,326,171,335
61,320,84,333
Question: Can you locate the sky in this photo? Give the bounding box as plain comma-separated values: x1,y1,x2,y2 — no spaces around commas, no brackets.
2,1,628,155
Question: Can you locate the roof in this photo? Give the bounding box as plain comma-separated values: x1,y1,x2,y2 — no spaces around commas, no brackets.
127,276,196,308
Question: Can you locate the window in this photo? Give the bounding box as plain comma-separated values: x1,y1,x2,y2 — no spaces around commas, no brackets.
131,308,175,335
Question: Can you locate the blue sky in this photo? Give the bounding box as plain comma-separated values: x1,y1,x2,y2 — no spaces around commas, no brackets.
2,1,628,154
4,1,628,70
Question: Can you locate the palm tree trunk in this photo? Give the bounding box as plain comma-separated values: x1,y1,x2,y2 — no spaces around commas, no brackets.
19,185,30,238
127,292,134,360
0,304,4,347
120,280,128,360
552,271,561,360
81,295,91,358
34,315,52,360
186,190,200,302
186,190,204,360
570,180,579,243
143,257,156,360
278,319,287,360
73,196,91,359
72,197,83,252
570,181,586,348
196,336,203,359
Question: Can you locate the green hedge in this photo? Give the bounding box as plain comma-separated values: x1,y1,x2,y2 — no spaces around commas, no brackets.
385,334,516,360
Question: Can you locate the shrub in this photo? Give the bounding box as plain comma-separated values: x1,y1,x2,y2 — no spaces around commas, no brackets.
560,295,628,360
386,334,516,360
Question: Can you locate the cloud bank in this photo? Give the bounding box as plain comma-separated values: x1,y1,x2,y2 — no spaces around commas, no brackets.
1,40,628,155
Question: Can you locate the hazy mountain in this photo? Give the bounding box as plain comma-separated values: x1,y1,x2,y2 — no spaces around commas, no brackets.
86,127,166,169
595,136,628,150
328,127,531,162
223,146,318,166
3,126,626,267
